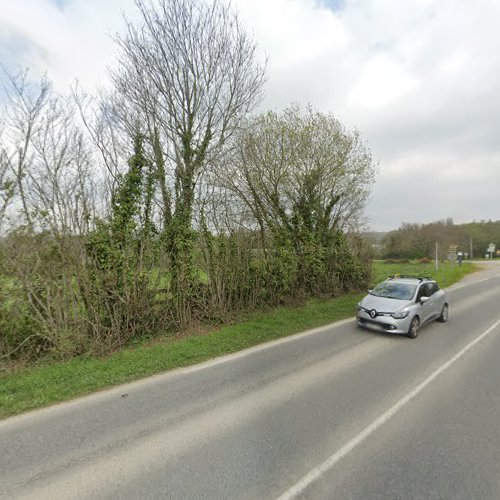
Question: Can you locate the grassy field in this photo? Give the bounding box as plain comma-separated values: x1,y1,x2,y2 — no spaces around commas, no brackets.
0,260,479,419
371,259,475,288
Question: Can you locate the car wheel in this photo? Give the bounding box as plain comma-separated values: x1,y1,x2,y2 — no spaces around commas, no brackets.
408,316,420,338
437,304,449,323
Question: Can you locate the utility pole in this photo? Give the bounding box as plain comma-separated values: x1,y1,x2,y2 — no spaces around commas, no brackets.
435,242,439,271
470,236,473,259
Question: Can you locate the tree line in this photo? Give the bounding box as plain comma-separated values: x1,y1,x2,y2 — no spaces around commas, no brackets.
0,0,375,366
380,219,500,260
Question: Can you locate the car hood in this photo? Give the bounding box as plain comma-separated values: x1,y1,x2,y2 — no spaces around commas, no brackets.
361,294,412,313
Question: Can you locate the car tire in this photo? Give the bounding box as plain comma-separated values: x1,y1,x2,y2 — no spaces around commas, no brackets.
408,316,420,338
437,304,449,323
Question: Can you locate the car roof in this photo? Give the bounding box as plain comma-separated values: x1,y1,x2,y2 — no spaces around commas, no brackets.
385,275,435,284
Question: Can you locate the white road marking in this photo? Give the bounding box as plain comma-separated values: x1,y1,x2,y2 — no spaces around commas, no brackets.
276,317,500,500
183,319,354,374
5,337,393,500
446,276,493,291
447,283,466,290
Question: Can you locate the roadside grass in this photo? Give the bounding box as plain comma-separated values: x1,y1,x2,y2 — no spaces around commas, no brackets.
371,260,478,288
0,260,479,419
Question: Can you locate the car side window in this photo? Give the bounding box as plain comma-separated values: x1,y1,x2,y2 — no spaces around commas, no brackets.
430,283,439,295
417,283,432,300
416,284,426,301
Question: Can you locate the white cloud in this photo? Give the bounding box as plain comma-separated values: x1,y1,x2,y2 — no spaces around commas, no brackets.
347,54,419,110
236,0,349,68
0,0,134,91
1,0,500,230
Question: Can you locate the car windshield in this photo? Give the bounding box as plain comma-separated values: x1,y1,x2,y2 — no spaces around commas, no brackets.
370,281,416,300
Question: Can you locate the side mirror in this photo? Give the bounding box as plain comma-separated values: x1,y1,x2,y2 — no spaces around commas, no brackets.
420,296,430,304
368,289,373,294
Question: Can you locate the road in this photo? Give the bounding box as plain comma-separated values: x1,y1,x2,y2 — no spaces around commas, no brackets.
2,261,500,499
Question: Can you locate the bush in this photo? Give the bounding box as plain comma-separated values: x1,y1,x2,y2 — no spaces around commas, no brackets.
417,257,433,264
384,258,410,264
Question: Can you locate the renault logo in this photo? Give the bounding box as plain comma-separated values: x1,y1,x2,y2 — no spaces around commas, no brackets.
369,309,377,319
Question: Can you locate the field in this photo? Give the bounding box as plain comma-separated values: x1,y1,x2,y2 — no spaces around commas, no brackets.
0,260,479,418
371,259,475,288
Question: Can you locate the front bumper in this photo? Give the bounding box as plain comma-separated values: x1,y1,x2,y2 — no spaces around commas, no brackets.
356,310,411,335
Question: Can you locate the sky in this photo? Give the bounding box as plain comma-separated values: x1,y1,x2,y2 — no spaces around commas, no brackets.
1,0,499,231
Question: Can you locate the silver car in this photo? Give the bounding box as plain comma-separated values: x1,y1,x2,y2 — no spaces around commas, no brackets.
356,276,449,338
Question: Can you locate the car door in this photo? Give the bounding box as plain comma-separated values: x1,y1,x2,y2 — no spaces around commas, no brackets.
429,282,444,317
416,283,433,323
424,282,440,319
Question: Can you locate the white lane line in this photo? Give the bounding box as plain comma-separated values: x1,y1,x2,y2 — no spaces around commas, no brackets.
183,318,354,374
446,277,493,291
447,283,466,290
276,317,500,500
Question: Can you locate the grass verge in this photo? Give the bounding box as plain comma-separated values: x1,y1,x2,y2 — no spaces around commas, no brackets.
371,260,477,288
0,261,479,419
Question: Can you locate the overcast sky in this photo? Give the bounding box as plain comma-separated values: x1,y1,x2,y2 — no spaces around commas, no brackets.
1,0,499,231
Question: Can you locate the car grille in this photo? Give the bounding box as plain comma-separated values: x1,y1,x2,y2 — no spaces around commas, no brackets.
358,317,395,330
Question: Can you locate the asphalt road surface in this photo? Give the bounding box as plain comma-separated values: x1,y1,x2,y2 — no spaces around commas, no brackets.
2,261,500,500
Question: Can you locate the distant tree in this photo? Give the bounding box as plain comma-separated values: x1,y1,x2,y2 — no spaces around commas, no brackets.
380,218,500,260
462,220,500,258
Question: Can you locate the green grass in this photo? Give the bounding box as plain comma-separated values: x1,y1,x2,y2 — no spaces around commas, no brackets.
0,260,479,419
371,260,478,288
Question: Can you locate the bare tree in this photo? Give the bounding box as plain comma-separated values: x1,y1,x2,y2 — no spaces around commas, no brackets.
111,0,265,320
1,68,51,231
0,71,106,362
0,123,15,232
28,95,96,236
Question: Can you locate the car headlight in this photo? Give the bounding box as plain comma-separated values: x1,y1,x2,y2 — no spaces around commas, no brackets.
391,308,409,319
356,302,362,311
